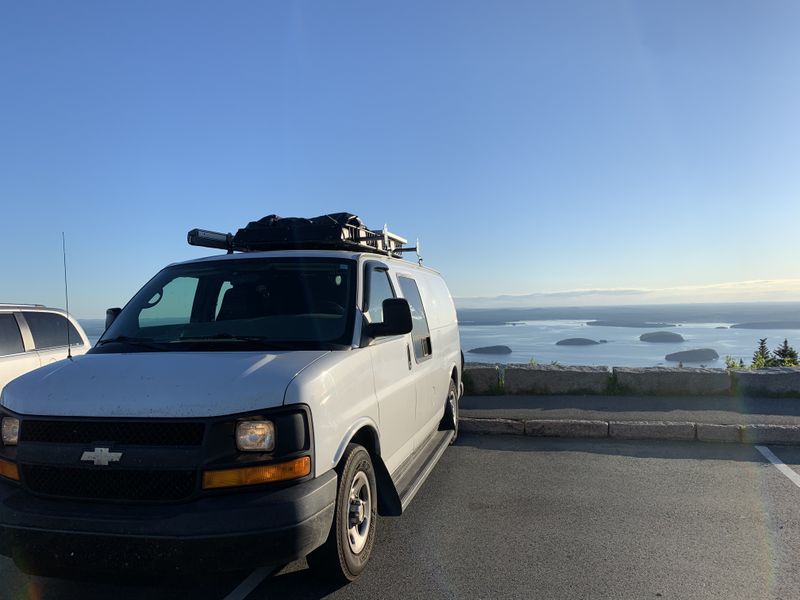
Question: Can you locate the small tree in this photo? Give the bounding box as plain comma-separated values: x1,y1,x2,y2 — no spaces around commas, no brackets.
752,338,776,369
774,339,799,367
724,355,745,369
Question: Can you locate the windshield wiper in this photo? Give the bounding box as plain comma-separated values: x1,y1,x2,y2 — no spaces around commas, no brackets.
177,333,269,342
96,336,167,350
175,334,303,350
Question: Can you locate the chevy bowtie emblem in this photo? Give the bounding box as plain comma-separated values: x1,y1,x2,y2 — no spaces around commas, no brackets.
81,447,123,466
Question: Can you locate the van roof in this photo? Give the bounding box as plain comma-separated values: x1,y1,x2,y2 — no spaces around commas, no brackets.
0,304,70,315
175,249,442,276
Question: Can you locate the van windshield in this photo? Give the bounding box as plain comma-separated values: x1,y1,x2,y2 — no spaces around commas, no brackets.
93,257,356,352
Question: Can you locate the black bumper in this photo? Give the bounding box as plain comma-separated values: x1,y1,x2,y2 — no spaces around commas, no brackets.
0,470,336,577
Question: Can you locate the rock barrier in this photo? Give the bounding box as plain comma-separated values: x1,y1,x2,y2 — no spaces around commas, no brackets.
463,364,800,397
613,367,731,396
731,367,800,397
504,364,610,395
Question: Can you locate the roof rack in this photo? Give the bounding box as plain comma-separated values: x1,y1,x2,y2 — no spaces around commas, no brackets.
188,212,421,260
0,303,46,308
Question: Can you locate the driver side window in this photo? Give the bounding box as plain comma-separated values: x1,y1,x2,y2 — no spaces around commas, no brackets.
364,269,395,324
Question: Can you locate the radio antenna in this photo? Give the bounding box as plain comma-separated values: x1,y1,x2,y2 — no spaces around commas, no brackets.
62,232,72,360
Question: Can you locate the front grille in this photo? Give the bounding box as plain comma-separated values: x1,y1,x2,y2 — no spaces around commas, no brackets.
22,465,198,502
20,420,205,446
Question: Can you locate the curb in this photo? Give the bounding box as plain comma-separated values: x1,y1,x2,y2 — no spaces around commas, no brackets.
460,417,524,435
458,417,800,446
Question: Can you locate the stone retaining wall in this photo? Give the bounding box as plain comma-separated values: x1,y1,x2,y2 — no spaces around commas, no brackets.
613,367,730,396
462,364,501,395
731,367,800,397
505,365,610,395
464,364,800,397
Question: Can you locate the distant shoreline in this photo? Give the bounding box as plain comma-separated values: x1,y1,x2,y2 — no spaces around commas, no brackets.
457,301,800,327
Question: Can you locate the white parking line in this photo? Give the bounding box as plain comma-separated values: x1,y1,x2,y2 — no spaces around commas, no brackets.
222,566,273,600
755,445,800,489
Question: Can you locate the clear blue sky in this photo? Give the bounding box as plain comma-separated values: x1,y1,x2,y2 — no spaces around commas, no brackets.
2,1,799,317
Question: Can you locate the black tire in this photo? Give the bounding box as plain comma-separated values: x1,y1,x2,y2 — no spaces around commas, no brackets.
307,444,377,583
439,379,459,444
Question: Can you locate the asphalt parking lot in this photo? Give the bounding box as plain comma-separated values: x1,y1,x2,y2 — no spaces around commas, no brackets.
4,434,800,599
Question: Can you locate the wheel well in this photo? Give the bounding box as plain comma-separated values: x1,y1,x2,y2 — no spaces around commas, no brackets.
348,426,380,459
346,426,401,517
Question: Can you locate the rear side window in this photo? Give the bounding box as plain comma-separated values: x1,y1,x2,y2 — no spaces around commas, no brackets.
397,277,432,361
364,268,395,324
0,314,25,356
22,312,84,350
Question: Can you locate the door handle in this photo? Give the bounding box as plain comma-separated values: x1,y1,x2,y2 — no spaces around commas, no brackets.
406,344,412,370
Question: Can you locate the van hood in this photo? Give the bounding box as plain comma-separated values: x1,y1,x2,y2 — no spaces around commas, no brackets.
0,351,329,418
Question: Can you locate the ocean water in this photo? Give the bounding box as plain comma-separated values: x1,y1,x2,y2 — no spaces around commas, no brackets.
80,318,800,368
459,320,800,367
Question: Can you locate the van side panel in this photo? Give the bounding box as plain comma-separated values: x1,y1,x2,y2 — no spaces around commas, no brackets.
418,271,461,423
421,270,461,390
387,264,461,447
392,265,461,380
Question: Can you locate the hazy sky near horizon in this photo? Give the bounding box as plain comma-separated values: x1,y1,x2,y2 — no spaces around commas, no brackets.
2,1,799,317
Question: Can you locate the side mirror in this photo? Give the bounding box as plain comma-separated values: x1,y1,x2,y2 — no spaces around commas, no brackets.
105,307,122,330
365,299,413,341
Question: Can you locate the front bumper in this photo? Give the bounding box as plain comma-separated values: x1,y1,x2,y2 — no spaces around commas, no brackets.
0,469,336,577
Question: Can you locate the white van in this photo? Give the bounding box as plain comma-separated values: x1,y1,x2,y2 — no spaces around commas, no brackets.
0,305,90,393
0,214,462,582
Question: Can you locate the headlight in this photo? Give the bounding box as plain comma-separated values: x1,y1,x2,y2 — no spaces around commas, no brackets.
236,420,275,452
1,417,19,446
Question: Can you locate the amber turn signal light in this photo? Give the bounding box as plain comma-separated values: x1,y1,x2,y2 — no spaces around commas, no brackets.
202,456,311,490
0,458,20,482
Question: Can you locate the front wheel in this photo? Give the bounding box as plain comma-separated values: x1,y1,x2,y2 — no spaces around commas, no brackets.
307,444,377,583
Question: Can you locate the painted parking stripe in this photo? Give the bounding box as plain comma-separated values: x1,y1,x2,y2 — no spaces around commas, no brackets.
755,445,800,489
222,566,274,600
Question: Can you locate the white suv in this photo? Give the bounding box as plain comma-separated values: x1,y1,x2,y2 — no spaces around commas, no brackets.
0,305,90,393
0,214,462,582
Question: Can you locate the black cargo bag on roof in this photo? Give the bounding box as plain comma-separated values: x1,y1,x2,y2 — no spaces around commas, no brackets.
232,213,368,250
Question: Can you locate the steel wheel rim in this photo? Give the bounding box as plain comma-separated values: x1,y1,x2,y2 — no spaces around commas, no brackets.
347,470,371,554
449,387,458,428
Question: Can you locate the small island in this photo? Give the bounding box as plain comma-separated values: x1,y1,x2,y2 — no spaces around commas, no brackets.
665,348,719,362
467,345,513,355
731,321,800,330
640,331,685,343
556,338,603,346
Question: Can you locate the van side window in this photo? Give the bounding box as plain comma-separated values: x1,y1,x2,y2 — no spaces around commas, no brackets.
364,269,395,324
0,314,25,356
397,277,432,360
22,312,84,350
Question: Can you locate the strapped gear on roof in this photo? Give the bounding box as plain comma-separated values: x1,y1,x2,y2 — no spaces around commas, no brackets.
187,212,419,259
